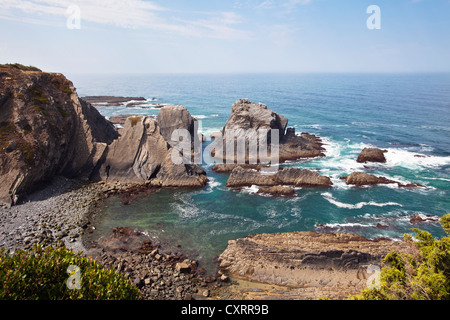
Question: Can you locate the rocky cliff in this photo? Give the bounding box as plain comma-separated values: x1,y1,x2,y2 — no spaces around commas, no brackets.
0,65,208,207
0,64,118,207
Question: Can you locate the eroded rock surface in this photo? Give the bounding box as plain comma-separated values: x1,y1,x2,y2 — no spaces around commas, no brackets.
218,231,411,299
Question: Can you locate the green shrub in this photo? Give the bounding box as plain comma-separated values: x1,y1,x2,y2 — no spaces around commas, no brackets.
0,245,140,300
350,214,450,300
4,63,41,72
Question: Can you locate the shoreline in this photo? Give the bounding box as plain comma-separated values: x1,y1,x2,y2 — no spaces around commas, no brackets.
0,177,231,300
0,174,423,301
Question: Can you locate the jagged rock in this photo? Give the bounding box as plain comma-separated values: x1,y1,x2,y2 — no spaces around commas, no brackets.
212,99,324,164
226,166,332,188
357,148,387,163
157,105,200,149
226,166,277,187
0,64,118,207
150,148,207,188
344,172,396,186
276,167,332,187
99,116,168,183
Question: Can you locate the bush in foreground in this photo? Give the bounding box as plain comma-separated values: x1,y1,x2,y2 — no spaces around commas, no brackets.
350,214,450,300
0,244,140,300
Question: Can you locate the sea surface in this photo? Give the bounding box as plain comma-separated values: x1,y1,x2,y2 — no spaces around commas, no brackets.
69,73,450,273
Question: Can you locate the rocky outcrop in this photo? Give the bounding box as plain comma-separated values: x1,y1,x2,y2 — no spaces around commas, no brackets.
343,172,424,188
226,166,332,188
81,96,146,106
98,115,207,188
343,172,396,186
98,117,168,183
157,105,201,149
0,64,118,207
212,99,325,164
278,129,326,162
218,231,411,299
149,148,207,188
357,148,387,163
256,186,295,197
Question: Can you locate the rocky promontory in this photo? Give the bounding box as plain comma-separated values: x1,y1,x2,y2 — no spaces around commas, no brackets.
0,64,118,207
0,65,208,207
218,231,412,299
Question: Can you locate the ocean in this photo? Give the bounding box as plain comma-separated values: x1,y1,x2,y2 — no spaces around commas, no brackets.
68,73,450,273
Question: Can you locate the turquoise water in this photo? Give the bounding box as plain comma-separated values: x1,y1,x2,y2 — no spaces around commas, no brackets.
70,73,450,273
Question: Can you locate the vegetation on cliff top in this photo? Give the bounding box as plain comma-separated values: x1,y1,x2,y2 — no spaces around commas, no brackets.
351,214,450,300
2,63,41,72
0,244,140,300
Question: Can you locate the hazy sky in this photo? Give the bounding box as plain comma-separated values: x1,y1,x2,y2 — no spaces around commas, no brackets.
1,0,450,74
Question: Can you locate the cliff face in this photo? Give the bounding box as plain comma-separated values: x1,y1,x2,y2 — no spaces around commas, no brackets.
0,64,118,207
97,115,207,188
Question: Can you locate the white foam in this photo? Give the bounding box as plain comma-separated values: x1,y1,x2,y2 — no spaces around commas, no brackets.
207,177,222,189
321,192,403,209
384,148,450,170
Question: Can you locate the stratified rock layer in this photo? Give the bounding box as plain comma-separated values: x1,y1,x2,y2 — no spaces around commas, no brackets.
218,231,411,299
225,166,332,188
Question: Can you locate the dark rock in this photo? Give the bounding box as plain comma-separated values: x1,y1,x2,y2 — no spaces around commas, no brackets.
357,148,387,163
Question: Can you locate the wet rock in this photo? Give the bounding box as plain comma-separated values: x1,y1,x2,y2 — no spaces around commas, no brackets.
226,166,332,188
211,99,325,165
357,148,387,163
257,186,296,197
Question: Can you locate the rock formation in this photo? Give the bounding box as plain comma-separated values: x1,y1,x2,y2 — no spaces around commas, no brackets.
343,172,396,186
98,110,207,188
211,99,325,165
98,116,168,183
226,166,332,188
256,186,296,197
342,172,424,188
218,231,411,299
0,65,208,207
0,64,118,207
357,147,387,163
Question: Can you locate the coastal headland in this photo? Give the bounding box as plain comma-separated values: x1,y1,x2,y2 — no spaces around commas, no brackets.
0,65,429,300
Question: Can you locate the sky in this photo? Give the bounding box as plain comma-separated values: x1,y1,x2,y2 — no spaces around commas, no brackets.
1,0,450,74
